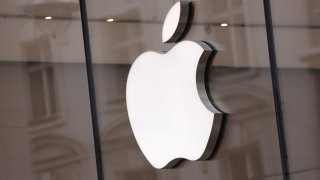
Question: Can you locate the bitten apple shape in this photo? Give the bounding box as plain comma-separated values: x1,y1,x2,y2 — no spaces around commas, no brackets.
126,40,220,169
126,0,225,169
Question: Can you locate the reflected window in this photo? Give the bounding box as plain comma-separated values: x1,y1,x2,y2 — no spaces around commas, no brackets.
27,63,60,127
22,35,61,128
30,135,87,180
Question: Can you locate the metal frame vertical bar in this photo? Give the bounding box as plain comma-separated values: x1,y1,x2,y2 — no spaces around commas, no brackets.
79,0,105,179
263,0,290,179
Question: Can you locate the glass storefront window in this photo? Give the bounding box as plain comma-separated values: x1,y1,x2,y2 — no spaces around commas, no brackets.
1,0,319,179
0,1,98,180
271,0,320,179
86,0,283,179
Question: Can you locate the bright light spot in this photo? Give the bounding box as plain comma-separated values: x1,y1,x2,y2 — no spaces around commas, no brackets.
221,23,228,27
45,16,52,20
107,18,114,22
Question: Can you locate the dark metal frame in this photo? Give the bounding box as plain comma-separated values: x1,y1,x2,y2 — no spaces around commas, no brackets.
79,0,105,180
263,0,290,179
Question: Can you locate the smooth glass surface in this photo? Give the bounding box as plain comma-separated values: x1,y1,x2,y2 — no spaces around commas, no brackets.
87,0,283,179
270,0,320,179
0,1,98,180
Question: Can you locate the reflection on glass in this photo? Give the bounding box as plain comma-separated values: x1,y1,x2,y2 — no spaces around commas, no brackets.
271,0,320,179
87,0,283,179
0,1,97,180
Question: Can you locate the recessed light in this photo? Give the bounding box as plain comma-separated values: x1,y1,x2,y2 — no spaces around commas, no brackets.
221,23,228,27
45,16,52,20
107,18,114,22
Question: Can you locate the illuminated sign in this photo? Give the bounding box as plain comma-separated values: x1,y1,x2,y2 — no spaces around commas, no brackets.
126,1,226,169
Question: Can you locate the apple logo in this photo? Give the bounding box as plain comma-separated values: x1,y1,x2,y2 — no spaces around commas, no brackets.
126,1,227,169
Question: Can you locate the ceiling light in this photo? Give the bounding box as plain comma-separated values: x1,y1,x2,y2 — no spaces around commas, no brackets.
44,16,52,20
221,23,228,27
107,18,114,22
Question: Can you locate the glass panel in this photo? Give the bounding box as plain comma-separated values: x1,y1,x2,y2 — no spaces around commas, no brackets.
270,0,320,179
87,0,283,179
0,1,98,180
29,70,47,119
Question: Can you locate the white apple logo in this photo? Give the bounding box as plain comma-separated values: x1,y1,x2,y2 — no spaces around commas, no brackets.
126,1,226,169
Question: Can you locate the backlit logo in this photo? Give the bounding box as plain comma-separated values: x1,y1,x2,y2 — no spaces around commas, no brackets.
126,1,226,169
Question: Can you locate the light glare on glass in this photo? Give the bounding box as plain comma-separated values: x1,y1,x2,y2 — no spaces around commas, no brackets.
221,23,228,27
44,16,52,20
107,18,114,22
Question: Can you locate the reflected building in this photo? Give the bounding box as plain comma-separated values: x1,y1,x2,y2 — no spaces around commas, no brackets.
0,0,319,180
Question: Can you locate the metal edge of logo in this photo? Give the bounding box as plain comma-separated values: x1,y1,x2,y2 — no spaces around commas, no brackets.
196,41,228,160
164,1,194,43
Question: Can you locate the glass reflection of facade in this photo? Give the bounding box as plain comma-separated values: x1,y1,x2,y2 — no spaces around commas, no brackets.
0,0,318,180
